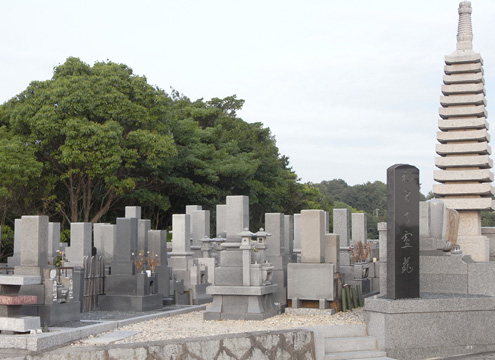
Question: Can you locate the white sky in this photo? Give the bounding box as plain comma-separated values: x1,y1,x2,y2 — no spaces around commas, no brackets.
1,1,494,196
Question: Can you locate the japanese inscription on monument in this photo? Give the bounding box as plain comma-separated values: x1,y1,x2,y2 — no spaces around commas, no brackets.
386,164,420,299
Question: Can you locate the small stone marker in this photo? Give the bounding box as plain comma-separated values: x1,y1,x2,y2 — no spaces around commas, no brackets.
386,164,420,299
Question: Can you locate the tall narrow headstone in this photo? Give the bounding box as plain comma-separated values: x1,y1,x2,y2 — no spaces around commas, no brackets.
137,219,151,254
333,209,351,247
351,213,367,244
65,223,92,266
284,215,294,257
191,210,210,247
112,217,138,275
216,204,227,236
300,210,325,263
93,223,115,263
225,196,249,243
8,219,22,266
171,214,191,254
148,229,170,297
265,213,284,257
387,164,420,299
186,205,202,246
293,214,301,258
17,216,49,275
47,222,61,265
378,222,387,296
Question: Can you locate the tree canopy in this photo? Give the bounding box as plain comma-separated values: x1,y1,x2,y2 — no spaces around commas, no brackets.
0,57,316,241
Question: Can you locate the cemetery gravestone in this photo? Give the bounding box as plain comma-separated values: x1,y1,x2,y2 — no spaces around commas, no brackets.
386,164,420,299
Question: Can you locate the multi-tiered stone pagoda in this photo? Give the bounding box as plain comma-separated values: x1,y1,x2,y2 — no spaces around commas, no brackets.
433,1,494,261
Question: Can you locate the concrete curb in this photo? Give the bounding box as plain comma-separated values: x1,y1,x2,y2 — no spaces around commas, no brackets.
0,305,206,354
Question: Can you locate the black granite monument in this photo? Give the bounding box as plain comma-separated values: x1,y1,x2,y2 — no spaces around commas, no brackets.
386,164,420,299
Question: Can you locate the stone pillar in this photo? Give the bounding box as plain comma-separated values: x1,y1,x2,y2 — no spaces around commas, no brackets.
171,214,191,254
216,204,227,237
265,213,284,257
16,216,49,276
47,222,60,265
333,209,351,247
7,219,22,267
169,214,193,289
293,214,301,261
300,210,325,263
352,213,368,244
265,213,288,306
137,219,151,255
191,210,210,248
93,223,115,264
148,229,170,297
186,205,201,246
112,217,138,275
324,234,340,272
225,196,249,243
387,164,420,299
378,222,387,296
284,215,294,257
65,223,92,267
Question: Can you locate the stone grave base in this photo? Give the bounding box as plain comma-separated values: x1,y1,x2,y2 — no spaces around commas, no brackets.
98,294,162,312
190,283,212,305
365,294,495,360
347,278,371,295
0,316,40,333
287,263,336,309
21,301,80,327
457,235,490,262
420,254,495,296
204,284,278,320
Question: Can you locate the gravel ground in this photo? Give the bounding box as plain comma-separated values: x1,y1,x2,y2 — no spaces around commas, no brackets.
70,306,364,346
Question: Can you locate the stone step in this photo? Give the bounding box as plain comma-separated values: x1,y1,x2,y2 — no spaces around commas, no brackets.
325,350,389,360
307,324,367,338
325,336,377,353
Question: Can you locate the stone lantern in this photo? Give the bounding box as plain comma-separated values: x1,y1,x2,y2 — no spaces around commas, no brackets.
200,236,212,258
238,228,254,286
254,228,270,264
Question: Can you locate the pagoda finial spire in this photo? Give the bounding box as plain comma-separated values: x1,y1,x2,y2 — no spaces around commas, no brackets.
456,1,473,50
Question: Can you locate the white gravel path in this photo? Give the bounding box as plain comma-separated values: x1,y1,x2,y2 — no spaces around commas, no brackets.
71,307,364,346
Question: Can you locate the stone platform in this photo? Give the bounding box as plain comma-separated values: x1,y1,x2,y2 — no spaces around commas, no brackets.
365,293,495,360
204,284,278,320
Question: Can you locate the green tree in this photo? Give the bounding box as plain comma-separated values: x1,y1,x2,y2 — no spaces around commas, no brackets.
0,126,43,224
1,57,177,224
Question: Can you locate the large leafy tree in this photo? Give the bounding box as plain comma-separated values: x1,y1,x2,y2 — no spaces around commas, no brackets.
151,92,316,231
1,57,315,235
0,57,176,224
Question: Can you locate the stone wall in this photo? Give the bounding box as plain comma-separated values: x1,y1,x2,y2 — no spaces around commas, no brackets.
14,329,315,360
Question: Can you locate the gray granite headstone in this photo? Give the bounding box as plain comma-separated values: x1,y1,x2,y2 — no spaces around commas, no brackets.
351,213,367,243
216,204,227,236
333,209,351,247
284,215,294,256
265,213,284,257
386,164,420,299
191,210,210,247
293,214,301,255
112,217,138,275
225,196,249,242
19,215,49,267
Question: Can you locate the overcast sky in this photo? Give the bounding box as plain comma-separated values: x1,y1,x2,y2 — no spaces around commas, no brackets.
1,1,494,195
